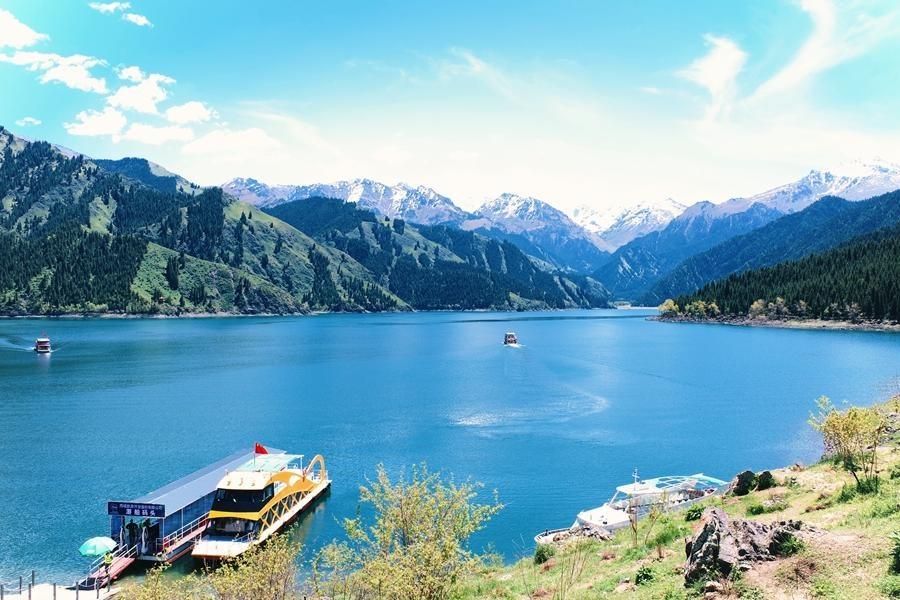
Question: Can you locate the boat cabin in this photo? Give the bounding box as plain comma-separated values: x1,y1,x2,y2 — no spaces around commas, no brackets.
34,337,51,353
504,332,518,345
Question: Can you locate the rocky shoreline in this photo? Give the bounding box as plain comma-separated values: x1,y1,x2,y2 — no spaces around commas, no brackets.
653,314,900,333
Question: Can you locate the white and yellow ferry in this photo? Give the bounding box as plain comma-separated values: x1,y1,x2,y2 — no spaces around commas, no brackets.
192,446,330,561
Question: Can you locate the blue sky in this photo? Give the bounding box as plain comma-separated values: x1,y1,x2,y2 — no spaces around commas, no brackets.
2,1,900,212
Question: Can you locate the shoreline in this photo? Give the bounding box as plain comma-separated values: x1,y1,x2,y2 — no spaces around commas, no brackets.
652,315,900,333
0,305,623,320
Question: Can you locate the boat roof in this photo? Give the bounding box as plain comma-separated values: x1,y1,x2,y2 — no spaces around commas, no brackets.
615,474,727,495
216,453,301,490
130,447,284,515
36,337,50,342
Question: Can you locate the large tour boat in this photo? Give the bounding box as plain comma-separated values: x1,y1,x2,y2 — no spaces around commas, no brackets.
34,336,52,354
503,332,519,346
192,446,331,561
535,472,726,544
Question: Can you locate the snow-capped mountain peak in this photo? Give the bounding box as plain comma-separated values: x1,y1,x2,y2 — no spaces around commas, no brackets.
572,197,687,250
221,177,468,225
745,159,900,213
475,193,575,232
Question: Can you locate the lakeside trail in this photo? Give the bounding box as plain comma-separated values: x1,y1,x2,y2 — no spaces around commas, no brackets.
452,399,900,599
653,315,900,334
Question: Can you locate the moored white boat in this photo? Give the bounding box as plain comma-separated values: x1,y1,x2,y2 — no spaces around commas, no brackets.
535,473,727,545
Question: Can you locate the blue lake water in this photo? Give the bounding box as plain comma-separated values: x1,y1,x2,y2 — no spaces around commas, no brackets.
1,310,899,582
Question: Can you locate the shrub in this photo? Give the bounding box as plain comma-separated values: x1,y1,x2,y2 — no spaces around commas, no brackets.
809,396,888,486
732,470,757,496
533,543,555,565
746,499,788,516
869,496,900,518
773,533,804,557
312,463,503,600
685,504,705,521
634,565,654,585
891,531,900,574
810,577,839,599
755,471,776,491
880,575,900,598
891,465,900,480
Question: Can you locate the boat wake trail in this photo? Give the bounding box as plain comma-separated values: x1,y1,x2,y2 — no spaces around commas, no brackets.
0,336,35,352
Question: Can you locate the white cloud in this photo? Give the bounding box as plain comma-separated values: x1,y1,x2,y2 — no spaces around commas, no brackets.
64,107,126,137
751,0,900,101
88,2,131,14
438,47,517,100
0,9,48,49
122,13,152,27
122,123,193,145
107,73,175,113
0,51,108,93
677,34,747,121
165,101,217,124
117,65,144,82
639,86,662,95
182,127,281,156
15,116,41,127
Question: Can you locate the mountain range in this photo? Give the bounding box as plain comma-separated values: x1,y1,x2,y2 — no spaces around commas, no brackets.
0,126,609,315
4,123,900,316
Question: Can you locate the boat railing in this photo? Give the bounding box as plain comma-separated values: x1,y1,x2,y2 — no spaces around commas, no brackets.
160,514,208,552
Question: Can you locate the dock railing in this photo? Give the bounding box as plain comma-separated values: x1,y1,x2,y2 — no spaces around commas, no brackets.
160,514,208,553
78,544,138,590
0,570,36,599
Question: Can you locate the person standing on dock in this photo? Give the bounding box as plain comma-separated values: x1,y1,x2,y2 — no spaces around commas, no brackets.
126,519,138,549
103,551,113,580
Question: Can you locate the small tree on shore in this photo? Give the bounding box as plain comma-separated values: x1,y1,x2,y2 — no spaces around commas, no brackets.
809,396,889,486
658,299,680,316
312,463,502,600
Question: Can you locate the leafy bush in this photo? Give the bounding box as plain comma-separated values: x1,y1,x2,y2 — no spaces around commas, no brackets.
810,577,839,599
732,470,757,496
880,575,900,598
746,499,788,516
755,471,776,491
891,531,900,574
533,543,555,565
869,496,900,518
685,504,705,521
312,463,503,600
891,465,900,480
634,565,654,585
773,533,805,556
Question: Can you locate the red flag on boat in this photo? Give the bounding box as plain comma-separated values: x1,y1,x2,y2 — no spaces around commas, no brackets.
254,442,268,455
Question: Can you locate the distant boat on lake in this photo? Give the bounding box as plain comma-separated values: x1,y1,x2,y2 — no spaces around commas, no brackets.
504,332,519,346
34,336,52,354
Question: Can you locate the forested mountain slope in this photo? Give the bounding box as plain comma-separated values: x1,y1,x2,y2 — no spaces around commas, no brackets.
266,197,610,310
677,224,900,322
646,191,900,303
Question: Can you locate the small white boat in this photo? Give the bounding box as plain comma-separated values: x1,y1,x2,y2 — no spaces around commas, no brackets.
503,332,519,346
34,336,52,354
535,472,726,544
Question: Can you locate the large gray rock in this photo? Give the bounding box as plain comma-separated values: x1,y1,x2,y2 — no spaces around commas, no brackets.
684,507,806,583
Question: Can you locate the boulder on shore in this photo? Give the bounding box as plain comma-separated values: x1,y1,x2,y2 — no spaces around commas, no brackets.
684,507,807,584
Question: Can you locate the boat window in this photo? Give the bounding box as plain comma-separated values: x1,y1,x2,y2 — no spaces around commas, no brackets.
212,486,274,512
206,518,259,538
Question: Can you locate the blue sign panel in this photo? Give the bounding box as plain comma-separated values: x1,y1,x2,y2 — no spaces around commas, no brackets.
108,502,165,518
